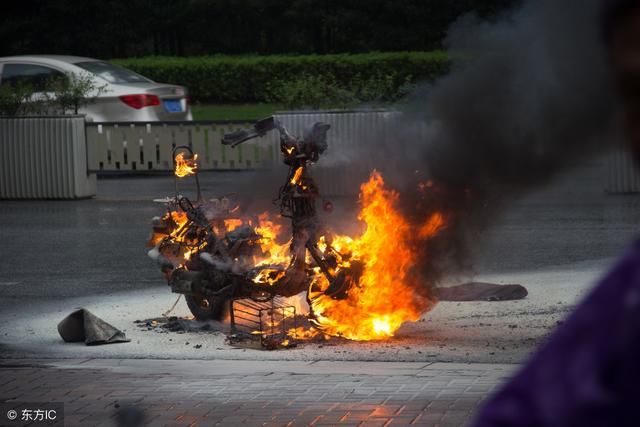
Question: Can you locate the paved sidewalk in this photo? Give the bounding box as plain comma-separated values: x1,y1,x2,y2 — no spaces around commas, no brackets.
0,359,518,427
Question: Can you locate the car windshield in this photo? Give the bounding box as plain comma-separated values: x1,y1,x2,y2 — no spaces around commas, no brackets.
75,61,151,84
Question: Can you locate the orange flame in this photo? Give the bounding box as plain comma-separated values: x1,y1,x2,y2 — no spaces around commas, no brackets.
308,171,435,341
223,218,243,232
253,213,291,268
419,212,445,239
150,211,205,267
174,152,198,177
252,268,287,286
290,167,304,185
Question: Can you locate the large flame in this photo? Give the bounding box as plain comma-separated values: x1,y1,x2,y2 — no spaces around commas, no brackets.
307,171,433,340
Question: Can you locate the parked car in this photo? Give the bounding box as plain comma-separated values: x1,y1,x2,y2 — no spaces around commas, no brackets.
0,55,192,122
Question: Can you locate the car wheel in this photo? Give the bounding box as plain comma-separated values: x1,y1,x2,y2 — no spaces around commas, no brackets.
185,294,228,321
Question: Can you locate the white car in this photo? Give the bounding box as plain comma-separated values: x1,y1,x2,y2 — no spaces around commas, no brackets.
0,55,193,122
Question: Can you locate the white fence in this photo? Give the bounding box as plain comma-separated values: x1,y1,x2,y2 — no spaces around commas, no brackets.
84,110,401,196
85,121,276,172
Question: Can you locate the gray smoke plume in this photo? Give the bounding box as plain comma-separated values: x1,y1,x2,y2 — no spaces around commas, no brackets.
364,0,618,284
413,0,613,190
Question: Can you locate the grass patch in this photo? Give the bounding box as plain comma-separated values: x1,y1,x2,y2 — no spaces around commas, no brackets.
191,103,284,121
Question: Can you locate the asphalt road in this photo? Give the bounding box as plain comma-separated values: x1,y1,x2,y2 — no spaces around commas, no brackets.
0,155,639,362
1,155,637,298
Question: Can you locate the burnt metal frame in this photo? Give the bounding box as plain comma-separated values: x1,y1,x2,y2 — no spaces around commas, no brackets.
153,116,357,343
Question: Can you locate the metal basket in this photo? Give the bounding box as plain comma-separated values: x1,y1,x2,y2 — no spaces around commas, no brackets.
227,296,297,350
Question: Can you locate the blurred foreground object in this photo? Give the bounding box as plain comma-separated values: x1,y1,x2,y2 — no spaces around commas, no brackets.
472,1,640,426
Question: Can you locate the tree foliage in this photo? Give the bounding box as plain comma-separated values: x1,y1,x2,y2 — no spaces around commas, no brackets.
0,0,519,57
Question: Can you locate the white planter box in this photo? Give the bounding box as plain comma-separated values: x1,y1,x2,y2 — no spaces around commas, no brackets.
0,116,96,199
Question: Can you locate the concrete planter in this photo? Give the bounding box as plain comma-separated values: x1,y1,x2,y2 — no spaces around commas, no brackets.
0,115,96,199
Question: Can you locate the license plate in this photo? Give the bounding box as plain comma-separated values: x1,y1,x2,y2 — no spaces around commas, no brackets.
163,99,183,113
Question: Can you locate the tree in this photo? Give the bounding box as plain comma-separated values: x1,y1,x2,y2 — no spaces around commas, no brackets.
0,0,520,57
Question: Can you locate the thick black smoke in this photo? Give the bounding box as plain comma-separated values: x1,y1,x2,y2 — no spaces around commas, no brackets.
370,0,617,284
416,0,613,189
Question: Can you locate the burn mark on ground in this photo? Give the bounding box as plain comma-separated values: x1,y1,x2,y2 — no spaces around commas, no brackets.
134,317,228,334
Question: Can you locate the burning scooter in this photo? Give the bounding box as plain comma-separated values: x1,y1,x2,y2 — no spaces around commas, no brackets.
147,117,363,344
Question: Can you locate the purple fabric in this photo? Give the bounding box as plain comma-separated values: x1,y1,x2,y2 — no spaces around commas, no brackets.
471,240,640,427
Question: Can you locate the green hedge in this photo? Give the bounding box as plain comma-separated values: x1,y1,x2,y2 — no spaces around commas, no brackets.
112,52,449,104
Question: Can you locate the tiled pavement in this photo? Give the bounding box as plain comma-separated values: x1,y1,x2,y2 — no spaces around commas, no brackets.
0,359,518,427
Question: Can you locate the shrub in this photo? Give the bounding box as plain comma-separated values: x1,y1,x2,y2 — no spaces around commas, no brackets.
0,83,45,116
112,51,449,104
266,74,359,109
44,72,108,114
0,73,107,116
